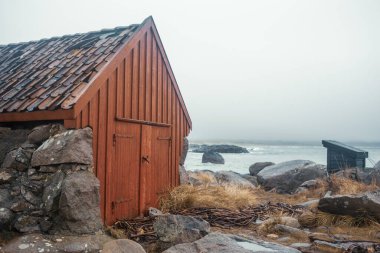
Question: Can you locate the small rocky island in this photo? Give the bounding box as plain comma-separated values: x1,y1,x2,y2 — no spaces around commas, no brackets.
191,144,249,153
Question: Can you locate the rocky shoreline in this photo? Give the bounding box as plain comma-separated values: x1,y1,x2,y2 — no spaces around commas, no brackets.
2,140,380,253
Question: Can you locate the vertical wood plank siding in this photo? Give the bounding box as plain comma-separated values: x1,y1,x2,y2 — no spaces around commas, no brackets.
74,26,191,221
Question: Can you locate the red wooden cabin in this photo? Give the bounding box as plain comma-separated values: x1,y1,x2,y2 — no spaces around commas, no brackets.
0,16,191,225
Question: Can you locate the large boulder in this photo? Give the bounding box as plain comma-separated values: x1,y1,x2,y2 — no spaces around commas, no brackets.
102,239,146,253
318,190,380,222
31,128,93,167
249,162,274,176
202,151,225,164
193,144,249,154
153,214,210,244
257,160,326,193
58,171,102,234
180,138,189,166
163,233,301,253
214,171,255,188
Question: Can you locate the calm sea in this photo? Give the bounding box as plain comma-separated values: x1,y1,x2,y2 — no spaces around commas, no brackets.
185,141,380,175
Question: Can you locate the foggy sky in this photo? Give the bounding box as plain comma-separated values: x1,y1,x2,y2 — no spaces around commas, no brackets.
1,0,379,142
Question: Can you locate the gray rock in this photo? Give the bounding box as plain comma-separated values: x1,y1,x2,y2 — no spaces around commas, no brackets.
10,200,32,212
179,165,189,185
318,190,380,222
13,215,40,233
298,199,319,208
102,239,146,253
290,243,311,250
27,124,52,145
149,207,163,217
180,138,189,166
215,171,255,188
0,169,13,184
58,171,102,234
0,128,29,166
241,175,258,187
154,214,210,244
257,160,326,193
21,186,40,205
2,233,113,253
2,147,33,171
202,151,225,164
274,224,309,238
163,233,301,253
249,162,275,176
31,128,93,167
42,171,65,213
193,144,249,154
334,167,380,186
0,207,13,229
300,179,318,189
0,188,11,207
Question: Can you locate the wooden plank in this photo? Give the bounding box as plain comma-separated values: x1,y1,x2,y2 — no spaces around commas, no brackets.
145,30,152,122
148,25,192,128
157,55,162,123
151,40,158,122
89,92,99,176
63,119,76,129
0,109,74,122
125,55,132,118
163,69,168,123
116,63,124,118
105,72,116,225
81,103,89,127
131,47,139,119
97,83,108,222
138,34,146,120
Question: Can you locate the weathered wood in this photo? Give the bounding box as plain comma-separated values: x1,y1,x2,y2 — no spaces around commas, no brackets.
322,140,368,172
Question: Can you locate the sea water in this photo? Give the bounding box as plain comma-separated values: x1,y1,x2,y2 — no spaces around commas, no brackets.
185,142,380,175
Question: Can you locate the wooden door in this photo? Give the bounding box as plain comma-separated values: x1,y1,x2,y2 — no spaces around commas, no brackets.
108,122,141,224
109,121,171,223
140,125,171,214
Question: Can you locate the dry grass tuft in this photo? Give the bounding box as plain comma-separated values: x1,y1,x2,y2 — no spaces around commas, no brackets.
159,184,259,212
315,211,379,227
298,211,318,228
105,226,127,239
328,175,378,195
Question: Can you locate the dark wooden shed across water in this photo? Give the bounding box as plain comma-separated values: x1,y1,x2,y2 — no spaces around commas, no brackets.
0,17,191,225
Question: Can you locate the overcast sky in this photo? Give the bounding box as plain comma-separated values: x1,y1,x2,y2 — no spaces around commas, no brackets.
0,0,379,142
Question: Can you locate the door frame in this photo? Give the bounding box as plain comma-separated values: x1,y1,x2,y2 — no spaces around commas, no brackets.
107,116,172,221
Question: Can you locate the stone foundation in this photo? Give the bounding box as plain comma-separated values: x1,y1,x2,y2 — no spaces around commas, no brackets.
0,124,102,234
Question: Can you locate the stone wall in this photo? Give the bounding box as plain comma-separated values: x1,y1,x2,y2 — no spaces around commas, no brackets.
0,124,102,234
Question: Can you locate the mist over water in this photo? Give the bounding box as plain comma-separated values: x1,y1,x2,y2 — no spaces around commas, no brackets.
185,141,380,174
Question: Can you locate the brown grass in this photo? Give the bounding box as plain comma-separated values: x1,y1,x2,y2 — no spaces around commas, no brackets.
314,225,380,242
159,184,259,212
328,175,378,195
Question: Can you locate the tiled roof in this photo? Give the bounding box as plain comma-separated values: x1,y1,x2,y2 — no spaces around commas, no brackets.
0,24,139,113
